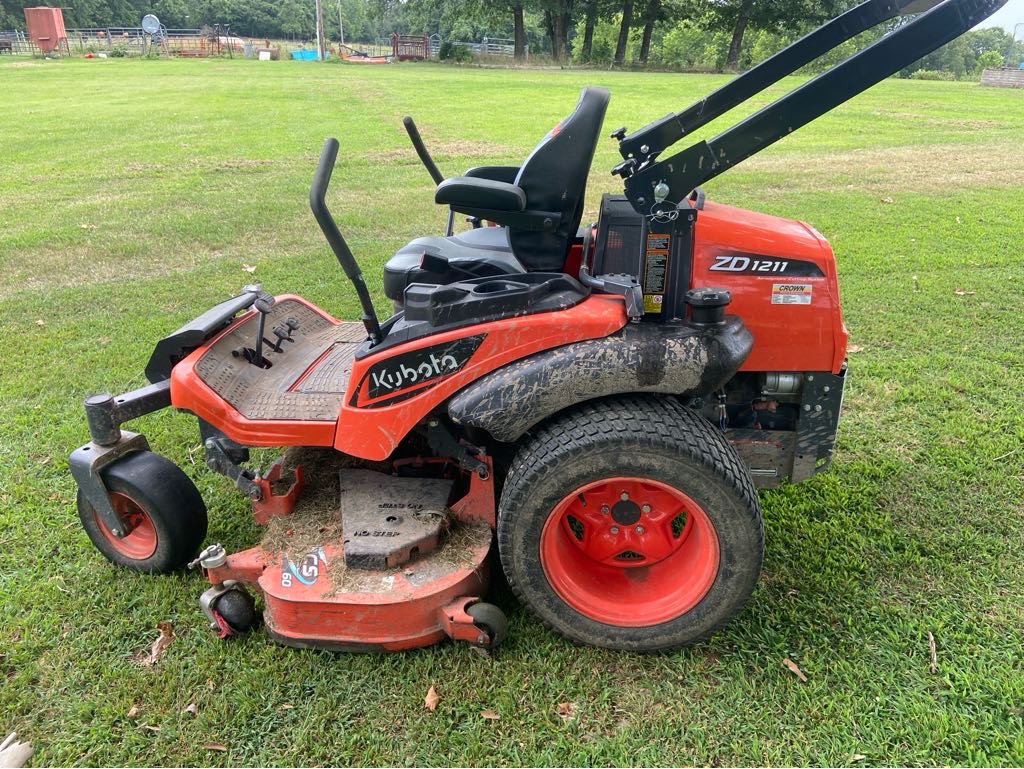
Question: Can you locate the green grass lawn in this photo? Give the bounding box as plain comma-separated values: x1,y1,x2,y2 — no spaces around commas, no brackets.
1,57,1022,767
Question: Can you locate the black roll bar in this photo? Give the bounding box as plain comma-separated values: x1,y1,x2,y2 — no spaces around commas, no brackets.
617,0,1008,215
310,138,383,344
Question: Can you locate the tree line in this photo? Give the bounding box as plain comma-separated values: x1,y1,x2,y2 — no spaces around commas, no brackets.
2,0,1019,76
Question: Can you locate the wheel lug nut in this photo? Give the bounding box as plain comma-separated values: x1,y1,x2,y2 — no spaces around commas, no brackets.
601,505,609,514
635,526,645,534
641,504,651,514
620,492,629,501
610,526,619,534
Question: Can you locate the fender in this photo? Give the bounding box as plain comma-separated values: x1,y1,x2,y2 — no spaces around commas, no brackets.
447,317,753,442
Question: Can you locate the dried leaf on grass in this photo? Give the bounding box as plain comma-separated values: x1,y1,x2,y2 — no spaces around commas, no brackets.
555,702,577,722
954,288,976,296
183,702,199,716
242,263,257,273
134,622,174,667
424,685,440,712
202,743,228,752
126,704,141,720
928,631,938,674
480,709,500,721
782,657,808,682
850,754,867,762
847,344,864,354
140,725,160,733
880,197,895,204
34,319,45,326
78,223,97,229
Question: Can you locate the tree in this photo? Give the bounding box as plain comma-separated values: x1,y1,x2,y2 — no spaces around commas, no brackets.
637,0,659,63
539,0,574,61
614,0,633,64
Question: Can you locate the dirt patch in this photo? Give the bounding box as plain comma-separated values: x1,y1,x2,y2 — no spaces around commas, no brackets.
872,111,1001,132
377,138,505,164
743,142,1024,194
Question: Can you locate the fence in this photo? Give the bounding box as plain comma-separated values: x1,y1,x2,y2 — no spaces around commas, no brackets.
981,67,1024,88
440,36,518,58
0,30,40,55
64,27,244,57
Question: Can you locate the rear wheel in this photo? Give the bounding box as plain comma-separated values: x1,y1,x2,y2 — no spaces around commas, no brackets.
77,451,208,573
497,396,763,651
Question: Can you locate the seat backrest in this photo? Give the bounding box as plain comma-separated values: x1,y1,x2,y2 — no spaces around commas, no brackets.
510,86,610,271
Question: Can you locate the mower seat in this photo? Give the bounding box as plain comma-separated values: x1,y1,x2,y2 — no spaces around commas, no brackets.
383,86,610,303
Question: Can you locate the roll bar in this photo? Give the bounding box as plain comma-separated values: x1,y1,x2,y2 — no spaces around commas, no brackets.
310,138,382,345
615,0,1008,215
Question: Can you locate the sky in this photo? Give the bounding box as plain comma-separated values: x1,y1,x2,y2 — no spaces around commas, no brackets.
975,0,1024,33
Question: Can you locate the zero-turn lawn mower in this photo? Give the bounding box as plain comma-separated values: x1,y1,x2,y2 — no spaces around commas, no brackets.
69,0,1005,653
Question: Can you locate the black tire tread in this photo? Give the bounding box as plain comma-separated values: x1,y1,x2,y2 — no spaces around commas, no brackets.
77,450,208,573
497,394,763,651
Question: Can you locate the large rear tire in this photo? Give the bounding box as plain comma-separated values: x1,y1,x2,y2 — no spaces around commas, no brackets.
497,396,763,651
77,450,208,573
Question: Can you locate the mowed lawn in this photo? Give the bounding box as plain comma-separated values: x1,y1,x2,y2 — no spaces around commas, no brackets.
1,57,1023,767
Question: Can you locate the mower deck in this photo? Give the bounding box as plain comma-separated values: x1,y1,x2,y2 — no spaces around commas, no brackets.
200,451,496,652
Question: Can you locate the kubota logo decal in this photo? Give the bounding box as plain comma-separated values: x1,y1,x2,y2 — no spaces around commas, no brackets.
362,335,485,402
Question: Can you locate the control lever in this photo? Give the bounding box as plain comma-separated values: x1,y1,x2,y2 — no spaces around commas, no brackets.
402,116,456,236
251,292,274,367
269,317,299,352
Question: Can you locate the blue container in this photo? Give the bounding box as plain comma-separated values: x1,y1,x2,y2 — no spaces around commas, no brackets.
290,49,327,61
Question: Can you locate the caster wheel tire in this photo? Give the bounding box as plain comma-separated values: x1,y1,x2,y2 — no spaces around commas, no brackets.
497,396,764,652
212,588,259,635
467,601,508,650
77,450,208,573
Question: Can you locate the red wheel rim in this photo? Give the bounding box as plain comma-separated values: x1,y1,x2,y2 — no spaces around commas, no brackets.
93,492,158,560
540,477,719,626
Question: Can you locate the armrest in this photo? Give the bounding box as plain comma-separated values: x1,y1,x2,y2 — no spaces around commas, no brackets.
464,166,520,184
436,177,526,212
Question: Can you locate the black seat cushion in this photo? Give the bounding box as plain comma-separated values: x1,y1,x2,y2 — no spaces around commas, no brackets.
383,227,525,301
384,87,609,303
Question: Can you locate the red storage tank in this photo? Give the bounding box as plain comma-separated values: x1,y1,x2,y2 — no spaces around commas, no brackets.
24,7,67,53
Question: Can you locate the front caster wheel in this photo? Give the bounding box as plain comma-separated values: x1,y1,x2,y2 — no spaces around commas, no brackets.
498,396,764,652
77,450,208,573
201,583,259,638
467,602,508,650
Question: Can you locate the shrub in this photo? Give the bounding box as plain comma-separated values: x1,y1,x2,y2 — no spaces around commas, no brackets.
438,41,472,63
909,68,957,81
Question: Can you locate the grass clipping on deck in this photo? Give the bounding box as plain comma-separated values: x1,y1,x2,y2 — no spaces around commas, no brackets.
259,447,490,594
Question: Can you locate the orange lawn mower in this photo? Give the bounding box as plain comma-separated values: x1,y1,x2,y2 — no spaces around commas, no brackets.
69,0,1005,653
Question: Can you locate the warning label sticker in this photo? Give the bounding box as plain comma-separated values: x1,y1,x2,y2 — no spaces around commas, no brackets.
643,233,670,314
643,294,664,314
771,283,813,305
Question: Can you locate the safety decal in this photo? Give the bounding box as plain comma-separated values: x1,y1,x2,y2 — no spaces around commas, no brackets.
643,233,671,314
771,283,813,305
